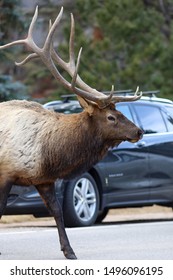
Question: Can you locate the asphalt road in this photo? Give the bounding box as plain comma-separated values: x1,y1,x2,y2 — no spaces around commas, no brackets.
0,221,173,260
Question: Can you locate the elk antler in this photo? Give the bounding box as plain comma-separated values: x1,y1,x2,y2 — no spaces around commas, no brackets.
0,6,142,108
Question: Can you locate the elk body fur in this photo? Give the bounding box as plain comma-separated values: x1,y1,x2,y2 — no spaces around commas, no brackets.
0,6,143,259
0,99,140,185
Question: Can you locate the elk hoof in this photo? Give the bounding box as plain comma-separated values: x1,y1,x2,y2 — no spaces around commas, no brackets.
63,249,77,259
65,252,77,260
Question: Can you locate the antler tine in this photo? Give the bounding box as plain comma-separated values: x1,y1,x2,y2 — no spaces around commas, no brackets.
71,47,82,89
0,38,25,50
111,86,142,103
28,6,39,42
69,13,75,68
0,5,40,64
43,7,63,54
15,53,38,66
134,86,140,95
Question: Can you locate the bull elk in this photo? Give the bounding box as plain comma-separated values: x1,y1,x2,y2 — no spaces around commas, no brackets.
0,6,143,259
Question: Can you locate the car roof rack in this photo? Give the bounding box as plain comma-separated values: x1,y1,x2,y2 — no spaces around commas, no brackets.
114,90,160,98
141,90,160,97
103,89,133,95
61,94,76,102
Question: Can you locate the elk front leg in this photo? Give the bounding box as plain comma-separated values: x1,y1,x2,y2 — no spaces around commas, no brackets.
0,182,12,219
35,183,77,259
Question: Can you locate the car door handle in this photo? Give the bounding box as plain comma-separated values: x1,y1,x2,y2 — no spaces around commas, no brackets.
135,141,146,147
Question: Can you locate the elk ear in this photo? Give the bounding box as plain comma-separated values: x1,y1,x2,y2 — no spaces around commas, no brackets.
77,96,94,116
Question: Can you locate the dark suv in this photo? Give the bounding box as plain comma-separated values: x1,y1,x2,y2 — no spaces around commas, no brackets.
5,92,173,227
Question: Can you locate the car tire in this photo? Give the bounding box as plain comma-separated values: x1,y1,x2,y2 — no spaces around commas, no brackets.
63,173,99,227
95,208,109,223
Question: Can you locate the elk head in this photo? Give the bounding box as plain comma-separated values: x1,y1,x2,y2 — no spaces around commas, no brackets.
0,6,143,144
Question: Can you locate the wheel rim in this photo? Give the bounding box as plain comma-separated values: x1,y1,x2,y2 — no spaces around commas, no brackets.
73,178,97,223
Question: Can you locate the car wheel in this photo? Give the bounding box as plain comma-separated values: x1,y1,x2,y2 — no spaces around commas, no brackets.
63,173,99,227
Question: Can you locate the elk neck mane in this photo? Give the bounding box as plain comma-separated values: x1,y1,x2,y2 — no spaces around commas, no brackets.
41,110,116,180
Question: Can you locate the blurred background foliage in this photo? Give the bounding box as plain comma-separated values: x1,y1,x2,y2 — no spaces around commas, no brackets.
0,0,173,102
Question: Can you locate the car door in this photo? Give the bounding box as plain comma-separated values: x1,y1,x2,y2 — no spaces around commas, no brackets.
134,103,173,204
103,103,150,207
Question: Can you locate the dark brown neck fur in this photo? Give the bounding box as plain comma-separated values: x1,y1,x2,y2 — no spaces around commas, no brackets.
41,111,118,180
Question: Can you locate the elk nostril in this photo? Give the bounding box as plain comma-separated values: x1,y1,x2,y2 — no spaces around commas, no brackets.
138,129,143,139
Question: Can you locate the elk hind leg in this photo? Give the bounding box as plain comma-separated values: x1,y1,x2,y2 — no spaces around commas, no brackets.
35,183,77,259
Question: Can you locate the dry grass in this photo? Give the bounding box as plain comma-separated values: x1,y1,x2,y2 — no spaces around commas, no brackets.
105,205,173,222
0,215,38,224
0,215,54,228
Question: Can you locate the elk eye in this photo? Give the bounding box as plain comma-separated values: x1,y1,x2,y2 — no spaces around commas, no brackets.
107,115,116,122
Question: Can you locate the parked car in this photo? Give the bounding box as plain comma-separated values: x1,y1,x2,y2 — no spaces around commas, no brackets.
5,92,173,227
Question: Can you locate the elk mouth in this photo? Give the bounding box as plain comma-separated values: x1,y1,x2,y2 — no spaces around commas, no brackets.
127,138,139,143
118,138,139,143
117,137,140,143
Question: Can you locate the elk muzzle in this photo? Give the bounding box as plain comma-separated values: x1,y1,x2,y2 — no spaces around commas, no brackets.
127,128,143,143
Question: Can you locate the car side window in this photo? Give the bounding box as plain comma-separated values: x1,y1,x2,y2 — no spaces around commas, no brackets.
116,104,134,122
162,106,173,131
134,105,167,134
